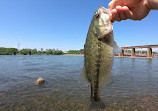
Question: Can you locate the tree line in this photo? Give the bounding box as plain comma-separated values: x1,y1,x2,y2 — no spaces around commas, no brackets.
66,49,84,54
0,47,18,55
0,47,84,55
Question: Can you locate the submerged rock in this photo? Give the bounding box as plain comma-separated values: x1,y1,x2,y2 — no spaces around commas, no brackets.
34,78,45,85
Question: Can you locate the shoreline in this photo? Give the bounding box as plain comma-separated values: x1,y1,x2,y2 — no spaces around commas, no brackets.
0,54,157,58
64,54,158,59
63,54,84,56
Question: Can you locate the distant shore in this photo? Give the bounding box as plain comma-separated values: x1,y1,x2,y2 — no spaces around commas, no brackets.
63,54,84,56
63,54,157,58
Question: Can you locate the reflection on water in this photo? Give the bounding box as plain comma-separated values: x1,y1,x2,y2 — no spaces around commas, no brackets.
0,55,158,111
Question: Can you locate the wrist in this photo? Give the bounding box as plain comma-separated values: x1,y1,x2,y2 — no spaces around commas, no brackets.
147,0,158,9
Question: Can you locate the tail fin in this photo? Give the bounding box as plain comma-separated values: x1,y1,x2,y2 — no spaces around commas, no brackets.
89,100,106,110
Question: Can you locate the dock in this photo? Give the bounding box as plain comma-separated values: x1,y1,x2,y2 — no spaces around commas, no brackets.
117,45,158,58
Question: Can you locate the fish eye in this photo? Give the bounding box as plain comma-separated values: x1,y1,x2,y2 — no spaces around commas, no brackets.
95,12,100,19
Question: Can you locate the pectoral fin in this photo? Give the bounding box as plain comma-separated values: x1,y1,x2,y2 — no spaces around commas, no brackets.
113,41,122,53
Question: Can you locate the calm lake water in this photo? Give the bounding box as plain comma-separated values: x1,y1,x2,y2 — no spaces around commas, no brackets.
0,55,158,111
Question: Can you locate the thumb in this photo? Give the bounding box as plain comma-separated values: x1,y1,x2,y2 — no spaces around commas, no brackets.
108,12,113,22
108,0,117,10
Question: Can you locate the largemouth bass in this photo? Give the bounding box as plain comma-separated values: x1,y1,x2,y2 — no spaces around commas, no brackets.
82,6,120,101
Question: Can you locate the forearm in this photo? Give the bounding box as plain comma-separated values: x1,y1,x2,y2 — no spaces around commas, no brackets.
148,0,158,9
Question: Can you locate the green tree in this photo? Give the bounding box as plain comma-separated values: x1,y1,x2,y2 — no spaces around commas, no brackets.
0,47,18,55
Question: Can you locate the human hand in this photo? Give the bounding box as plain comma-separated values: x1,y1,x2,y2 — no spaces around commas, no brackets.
108,0,150,22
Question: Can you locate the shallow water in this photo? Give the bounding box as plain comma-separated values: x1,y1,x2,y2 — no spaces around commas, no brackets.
0,55,158,111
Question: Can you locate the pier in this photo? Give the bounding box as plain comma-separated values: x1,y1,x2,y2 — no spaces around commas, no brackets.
118,45,158,58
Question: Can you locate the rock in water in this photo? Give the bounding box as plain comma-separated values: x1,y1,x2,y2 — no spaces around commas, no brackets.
81,6,121,101
34,78,45,85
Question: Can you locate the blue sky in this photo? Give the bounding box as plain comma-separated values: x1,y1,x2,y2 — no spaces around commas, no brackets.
0,0,158,51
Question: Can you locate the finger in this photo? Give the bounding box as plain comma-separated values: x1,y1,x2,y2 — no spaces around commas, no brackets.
116,6,126,20
122,6,133,19
111,9,121,22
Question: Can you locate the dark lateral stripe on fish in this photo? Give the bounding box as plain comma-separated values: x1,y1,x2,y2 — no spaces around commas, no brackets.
93,40,102,100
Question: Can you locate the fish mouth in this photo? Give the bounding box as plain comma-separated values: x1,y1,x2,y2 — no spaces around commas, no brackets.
99,6,108,10
98,25,113,39
98,6,112,21
98,6,110,14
